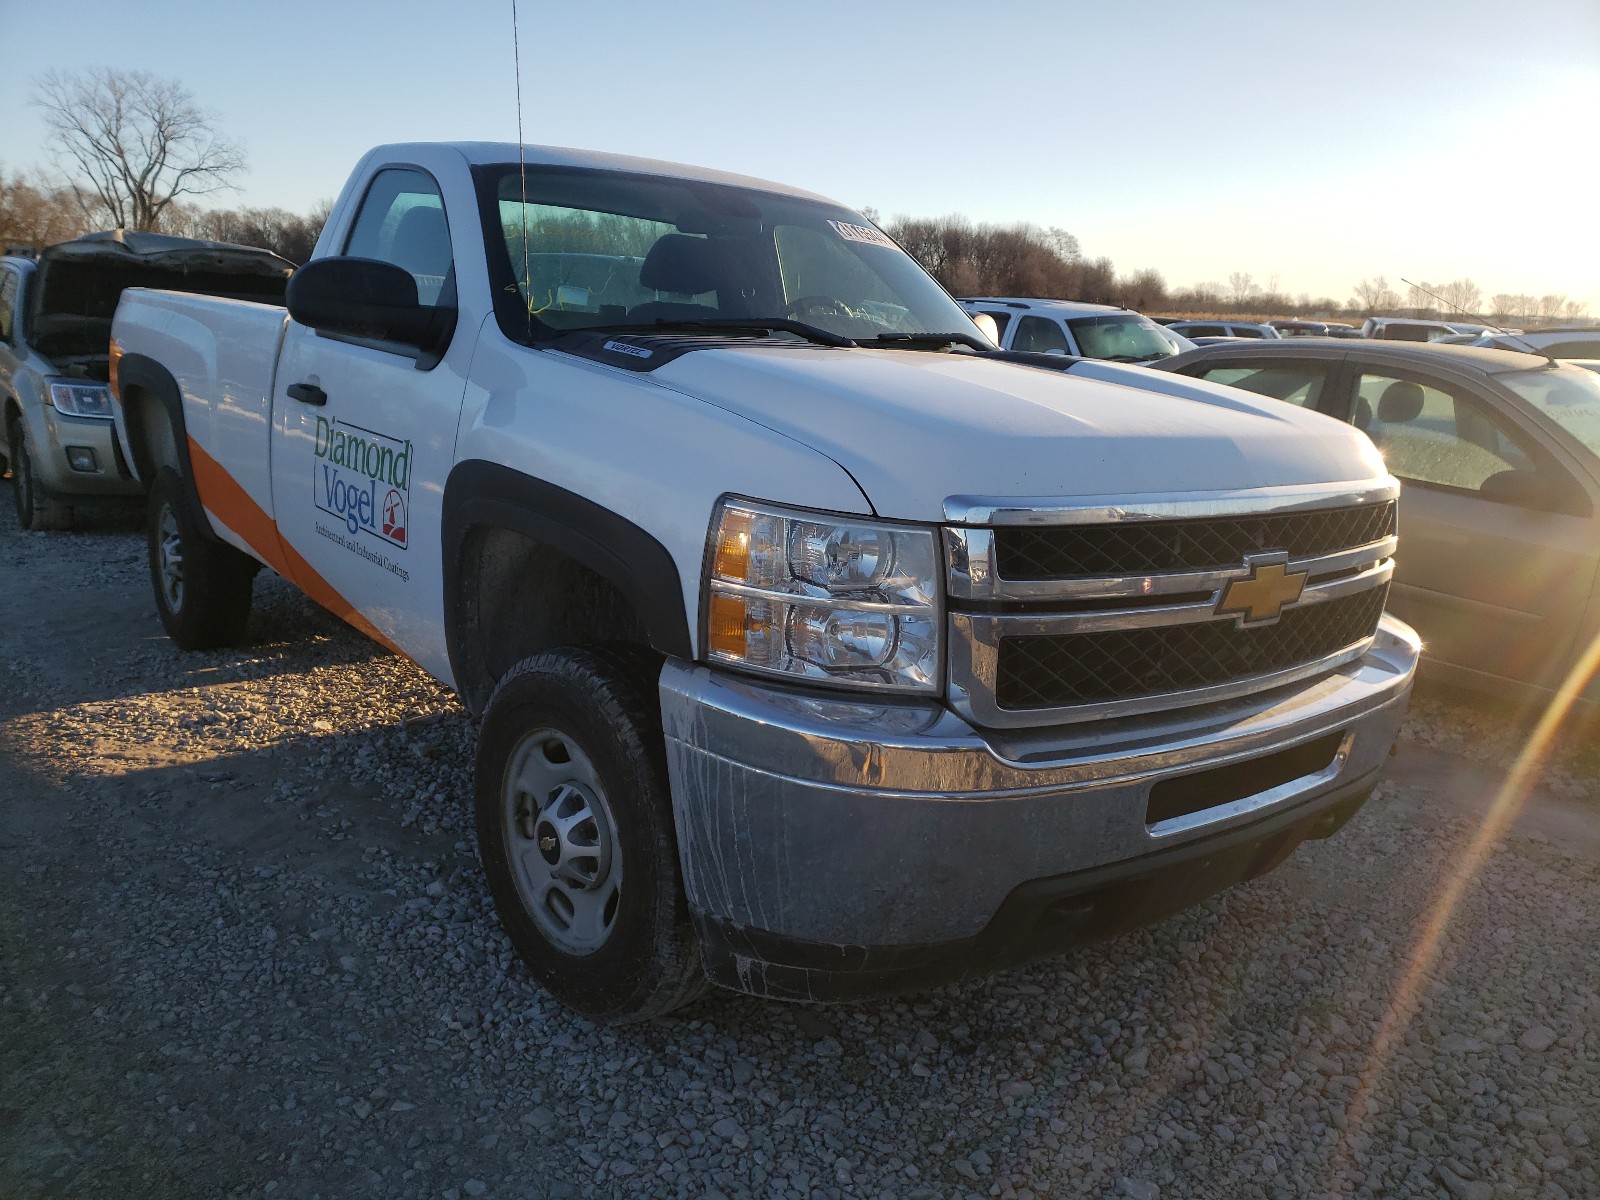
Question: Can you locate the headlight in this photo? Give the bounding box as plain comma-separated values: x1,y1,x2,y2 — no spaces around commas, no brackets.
704,499,942,693
49,381,114,419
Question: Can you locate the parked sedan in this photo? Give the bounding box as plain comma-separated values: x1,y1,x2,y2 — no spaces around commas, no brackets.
1152,340,1600,706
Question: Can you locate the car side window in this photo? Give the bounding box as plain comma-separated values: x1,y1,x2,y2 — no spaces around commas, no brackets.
0,270,17,343
980,310,1011,338
1012,315,1071,354
1232,326,1266,339
1354,371,1538,496
343,167,454,306
1201,362,1331,408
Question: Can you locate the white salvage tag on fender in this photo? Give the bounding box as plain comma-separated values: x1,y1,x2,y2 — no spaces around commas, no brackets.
603,340,653,359
828,220,899,250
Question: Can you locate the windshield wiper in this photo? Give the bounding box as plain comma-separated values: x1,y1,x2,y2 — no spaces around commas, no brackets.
859,331,994,352
578,317,856,348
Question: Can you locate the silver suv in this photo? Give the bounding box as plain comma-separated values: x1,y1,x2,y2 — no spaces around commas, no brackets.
958,296,1193,362
1,232,292,528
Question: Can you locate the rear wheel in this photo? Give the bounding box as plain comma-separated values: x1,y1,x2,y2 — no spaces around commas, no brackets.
475,645,707,1023
8,419,73,531
146,467,257,649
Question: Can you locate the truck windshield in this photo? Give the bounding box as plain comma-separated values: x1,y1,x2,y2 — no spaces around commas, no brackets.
476,165,978,345
1064,314,1182,362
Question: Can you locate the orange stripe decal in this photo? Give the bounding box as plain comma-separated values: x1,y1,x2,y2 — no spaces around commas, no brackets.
187,437,405,656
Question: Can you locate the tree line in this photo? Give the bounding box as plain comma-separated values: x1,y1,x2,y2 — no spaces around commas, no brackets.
3,67,1589,326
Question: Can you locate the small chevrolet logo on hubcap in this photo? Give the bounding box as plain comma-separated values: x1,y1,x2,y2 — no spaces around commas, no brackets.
539,836,558,853
1217,554,1307,626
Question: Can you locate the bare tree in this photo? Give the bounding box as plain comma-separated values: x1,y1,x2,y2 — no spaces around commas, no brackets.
1117,267,1168,312
34,67,246,231
1538,294,1568,321
1043,227,1080,261
166,199,332,264
0,165,92,248
1564,300,1591,321
1405,280,1438,317
1437,278,1482,317
1226,271,1256,310
1351,276,1399,314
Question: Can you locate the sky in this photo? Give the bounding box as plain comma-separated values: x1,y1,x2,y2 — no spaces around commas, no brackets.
2,0,1596,313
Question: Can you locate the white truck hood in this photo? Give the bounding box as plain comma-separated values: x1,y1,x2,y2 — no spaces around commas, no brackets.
652,346,1387,522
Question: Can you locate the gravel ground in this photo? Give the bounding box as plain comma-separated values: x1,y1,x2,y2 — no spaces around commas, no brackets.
1,488,1597,1200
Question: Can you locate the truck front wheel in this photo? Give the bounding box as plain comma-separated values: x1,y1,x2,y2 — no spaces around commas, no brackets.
475,646,707,1023
147,467,256,649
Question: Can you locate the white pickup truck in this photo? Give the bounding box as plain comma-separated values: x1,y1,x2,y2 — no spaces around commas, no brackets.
110,142,1419,1022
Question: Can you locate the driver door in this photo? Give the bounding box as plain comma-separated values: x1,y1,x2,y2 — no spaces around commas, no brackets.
268,165,468,677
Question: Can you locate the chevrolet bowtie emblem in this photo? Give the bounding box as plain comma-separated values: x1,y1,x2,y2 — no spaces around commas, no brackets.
1216,554,1307,626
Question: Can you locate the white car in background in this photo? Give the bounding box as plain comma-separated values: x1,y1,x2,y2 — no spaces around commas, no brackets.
958,297,1194,362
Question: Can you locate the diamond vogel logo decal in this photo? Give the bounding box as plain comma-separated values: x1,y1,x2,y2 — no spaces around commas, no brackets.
313,416,412,549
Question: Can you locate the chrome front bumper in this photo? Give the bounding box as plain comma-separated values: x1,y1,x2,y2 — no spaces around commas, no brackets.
661,614,1419,993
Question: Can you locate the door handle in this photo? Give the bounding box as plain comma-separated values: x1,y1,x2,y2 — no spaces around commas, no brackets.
288,382,327,407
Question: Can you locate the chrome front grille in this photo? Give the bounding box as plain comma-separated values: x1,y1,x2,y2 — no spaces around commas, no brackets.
996,585,1388,710
944,482,1399,728
994,501,1395,581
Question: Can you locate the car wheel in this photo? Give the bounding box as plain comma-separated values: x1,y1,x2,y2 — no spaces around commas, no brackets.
147,467,257,649
475,645,708,1023
8,419,74,531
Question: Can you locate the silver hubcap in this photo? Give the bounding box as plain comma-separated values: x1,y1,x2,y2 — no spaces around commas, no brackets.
503,729,622,955
157,504,184,611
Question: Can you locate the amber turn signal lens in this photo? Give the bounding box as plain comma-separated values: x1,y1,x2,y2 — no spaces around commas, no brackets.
708,592,750,657
712,509,753,582
108,335,124,403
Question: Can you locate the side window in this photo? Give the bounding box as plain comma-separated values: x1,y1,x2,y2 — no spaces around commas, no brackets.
0,270,17,343
1232,326,1266,338
1201,361,1331,408
1012,315,1071,354
1355,372,1537,494
344,168,453,306
979,310,1011,338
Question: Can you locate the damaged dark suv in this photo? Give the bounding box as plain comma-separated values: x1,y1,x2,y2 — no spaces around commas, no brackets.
0,231,292,529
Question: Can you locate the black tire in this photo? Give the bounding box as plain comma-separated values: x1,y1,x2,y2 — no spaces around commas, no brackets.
146,467,257,650
475,644,708,1023
8,419,73,531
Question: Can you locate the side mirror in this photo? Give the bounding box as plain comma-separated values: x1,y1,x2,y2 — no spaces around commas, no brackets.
286,257,456,364
1479,468,1554,510
968,312,1000,345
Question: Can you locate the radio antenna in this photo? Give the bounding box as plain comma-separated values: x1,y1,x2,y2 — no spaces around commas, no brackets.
1400,277,1500,327
1400,277,1552,360
512,0,531,333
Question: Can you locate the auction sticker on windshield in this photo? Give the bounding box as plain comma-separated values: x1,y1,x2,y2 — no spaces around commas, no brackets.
828,220,899,250
313,416,412,549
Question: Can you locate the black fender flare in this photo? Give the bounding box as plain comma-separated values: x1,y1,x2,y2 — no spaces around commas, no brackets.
116,352,212,524
441,460,693,689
